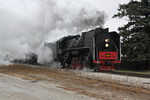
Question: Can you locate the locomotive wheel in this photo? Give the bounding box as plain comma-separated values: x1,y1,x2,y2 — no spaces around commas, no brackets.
93,67,99,72
82,57,90,68
61,60,67,68
82,52,92,68
71,58,82,69
93,64,100,72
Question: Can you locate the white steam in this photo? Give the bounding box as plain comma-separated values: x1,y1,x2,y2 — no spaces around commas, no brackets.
37,44,53,64
0,0,107,65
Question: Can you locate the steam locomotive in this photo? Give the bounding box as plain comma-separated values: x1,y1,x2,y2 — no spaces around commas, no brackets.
55,27,121,71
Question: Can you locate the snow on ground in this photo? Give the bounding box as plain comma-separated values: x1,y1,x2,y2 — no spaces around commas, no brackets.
75,71,150,89
0,73,98,100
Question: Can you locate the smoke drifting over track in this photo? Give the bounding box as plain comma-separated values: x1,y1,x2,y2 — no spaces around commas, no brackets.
0,0,107,65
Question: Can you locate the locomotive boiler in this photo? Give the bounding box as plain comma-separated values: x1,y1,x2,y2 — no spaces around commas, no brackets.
55,27,121,71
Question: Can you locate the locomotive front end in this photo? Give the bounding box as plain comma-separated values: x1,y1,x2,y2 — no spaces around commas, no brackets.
93,28,121,71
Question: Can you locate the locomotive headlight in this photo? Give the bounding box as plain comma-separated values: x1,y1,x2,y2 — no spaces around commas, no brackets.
105,43,109,47
105,38,109,42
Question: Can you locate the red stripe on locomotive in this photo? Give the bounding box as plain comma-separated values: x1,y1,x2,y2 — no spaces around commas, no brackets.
99,51,117,60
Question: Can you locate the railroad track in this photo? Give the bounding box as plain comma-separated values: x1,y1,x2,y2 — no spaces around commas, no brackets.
99,71,150,78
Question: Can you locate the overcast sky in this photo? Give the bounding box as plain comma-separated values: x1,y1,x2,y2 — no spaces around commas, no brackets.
0,0,130,64
55,0,130,32
92,0,129,31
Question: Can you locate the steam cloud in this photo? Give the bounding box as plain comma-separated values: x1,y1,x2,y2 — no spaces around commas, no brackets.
0,0,107,65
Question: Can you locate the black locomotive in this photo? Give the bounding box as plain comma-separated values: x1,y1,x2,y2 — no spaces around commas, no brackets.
55,27,121,71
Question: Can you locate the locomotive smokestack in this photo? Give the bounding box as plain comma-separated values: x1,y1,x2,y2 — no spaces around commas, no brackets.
0,0,107,65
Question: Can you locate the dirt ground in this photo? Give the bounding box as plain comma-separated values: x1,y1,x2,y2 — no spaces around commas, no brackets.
0,64,150,100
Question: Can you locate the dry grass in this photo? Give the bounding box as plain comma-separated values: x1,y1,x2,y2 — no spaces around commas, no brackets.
0,64,150,99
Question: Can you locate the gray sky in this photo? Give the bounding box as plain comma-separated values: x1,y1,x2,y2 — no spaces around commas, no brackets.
88,0,129,31
0,0,129,64
56,0,130,31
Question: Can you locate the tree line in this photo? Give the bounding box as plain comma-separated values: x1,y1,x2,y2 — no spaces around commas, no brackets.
113,0,150,70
